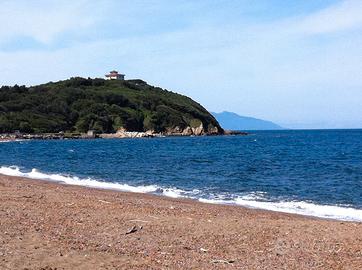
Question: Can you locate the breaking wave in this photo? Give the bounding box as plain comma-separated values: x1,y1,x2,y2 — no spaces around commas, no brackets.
1,165,361,222
0,166,160,193
199,197,362,222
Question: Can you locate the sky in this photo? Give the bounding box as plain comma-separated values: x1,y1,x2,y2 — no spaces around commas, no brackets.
0,0,361,129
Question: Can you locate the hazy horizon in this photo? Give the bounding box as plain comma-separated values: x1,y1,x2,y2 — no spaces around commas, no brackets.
1,0,361,129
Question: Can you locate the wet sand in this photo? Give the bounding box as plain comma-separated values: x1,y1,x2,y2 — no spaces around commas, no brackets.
0,174,361,269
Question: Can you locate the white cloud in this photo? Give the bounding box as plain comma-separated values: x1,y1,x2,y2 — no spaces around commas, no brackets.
0,0,95,44
297,0,362,35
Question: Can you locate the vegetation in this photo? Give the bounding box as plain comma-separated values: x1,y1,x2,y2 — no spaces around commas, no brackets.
0,77,222,134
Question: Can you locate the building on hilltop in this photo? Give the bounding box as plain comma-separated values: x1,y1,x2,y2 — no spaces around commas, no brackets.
105,70,125,80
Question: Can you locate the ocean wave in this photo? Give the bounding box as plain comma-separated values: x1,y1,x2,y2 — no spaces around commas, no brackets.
199,197,362,222
0,166,160,193
1,165,361,222
0,166,201,198
0,139,25,143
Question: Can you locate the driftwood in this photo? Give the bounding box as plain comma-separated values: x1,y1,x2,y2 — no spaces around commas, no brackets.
125,225,143,235
211,259,236,264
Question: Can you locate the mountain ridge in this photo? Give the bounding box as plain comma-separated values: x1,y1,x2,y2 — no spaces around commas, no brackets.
212,111,283,131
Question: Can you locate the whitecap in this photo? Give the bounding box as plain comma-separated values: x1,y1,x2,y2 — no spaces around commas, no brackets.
1,165,362,222
0,166,159,193
199,195,362,222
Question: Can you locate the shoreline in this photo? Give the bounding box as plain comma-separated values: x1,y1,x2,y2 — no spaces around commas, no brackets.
0,130,247,141
1,168,362,223
1,172,321,222
1,174,362,269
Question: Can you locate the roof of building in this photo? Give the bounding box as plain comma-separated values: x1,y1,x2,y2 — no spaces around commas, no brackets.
105,74,125,77
106,70,125,76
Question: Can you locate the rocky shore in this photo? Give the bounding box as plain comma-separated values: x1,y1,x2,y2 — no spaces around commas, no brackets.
0,174,361,269
0,126,247,141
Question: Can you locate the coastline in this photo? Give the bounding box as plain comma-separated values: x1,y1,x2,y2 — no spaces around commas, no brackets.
1,166,362,222
0,130,247,141
1,174,361,269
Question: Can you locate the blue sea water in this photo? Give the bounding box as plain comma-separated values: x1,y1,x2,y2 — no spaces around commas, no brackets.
1,130,362,221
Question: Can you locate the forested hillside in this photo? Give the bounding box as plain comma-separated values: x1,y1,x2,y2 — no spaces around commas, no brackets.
0,77,222,135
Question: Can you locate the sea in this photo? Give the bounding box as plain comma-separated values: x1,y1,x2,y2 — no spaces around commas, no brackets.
1,129,362,221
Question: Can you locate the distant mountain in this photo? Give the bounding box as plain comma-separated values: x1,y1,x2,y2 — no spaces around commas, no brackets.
212,111,283,131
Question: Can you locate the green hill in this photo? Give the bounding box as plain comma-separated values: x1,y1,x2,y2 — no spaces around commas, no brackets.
0,77,222,135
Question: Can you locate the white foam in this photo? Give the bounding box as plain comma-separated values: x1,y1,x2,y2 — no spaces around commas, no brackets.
161,187,200,198
161,188,185,198
199,196,362,222
1,165,362,222
0,166,159,193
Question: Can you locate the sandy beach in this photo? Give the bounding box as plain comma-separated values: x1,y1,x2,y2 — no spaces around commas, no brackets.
0,174,361,269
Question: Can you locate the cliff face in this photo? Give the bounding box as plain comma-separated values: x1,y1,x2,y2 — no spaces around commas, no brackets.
0,77,223,135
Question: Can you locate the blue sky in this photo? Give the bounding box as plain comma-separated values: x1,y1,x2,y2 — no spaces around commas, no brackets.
0,0,361,129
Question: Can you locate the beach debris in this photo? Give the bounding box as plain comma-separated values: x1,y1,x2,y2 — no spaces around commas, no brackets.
211,259,235,264
125,225,143,235
126,225,138,234
200,248,208,253
98,199,111,204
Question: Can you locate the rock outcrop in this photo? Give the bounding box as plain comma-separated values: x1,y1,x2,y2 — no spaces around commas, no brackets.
100,124,221,138
191,123,204,136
